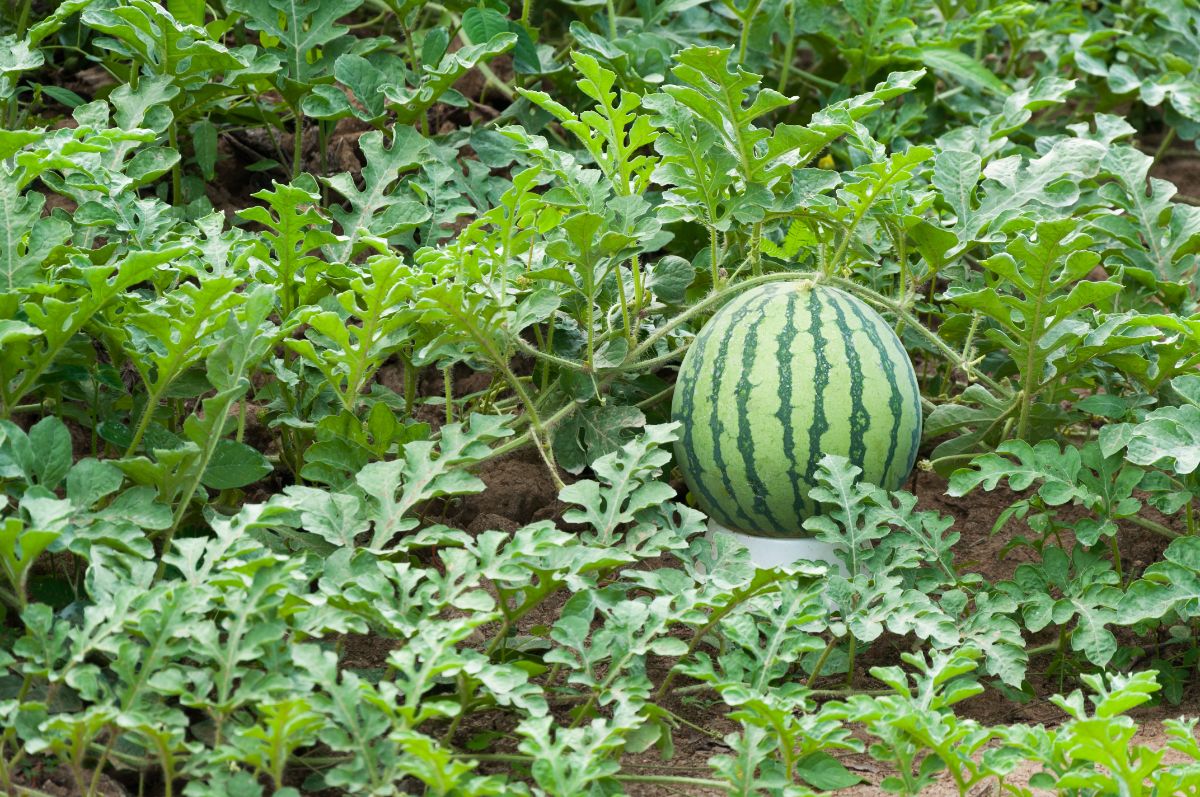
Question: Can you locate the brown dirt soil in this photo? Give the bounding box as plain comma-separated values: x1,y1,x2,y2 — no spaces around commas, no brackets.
456,449,561,526
15,765,130,797
1152,143,1200,200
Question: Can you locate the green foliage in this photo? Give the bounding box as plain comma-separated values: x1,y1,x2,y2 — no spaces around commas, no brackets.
320,128,430,262
286,254,417,413
3,0,1200,794
519,51,659,196
304,33,518,129
237,177,338,318
947,218,1121,441
827,647,991,796
227,0,363,105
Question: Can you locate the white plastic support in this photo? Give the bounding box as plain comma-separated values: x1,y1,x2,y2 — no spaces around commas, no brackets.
707,519,846,573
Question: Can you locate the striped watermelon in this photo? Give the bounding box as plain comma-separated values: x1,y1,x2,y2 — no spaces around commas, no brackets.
671,281,922,537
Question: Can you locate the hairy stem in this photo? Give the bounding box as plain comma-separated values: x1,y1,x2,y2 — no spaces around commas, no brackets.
805,637,838,688
1125,514,1180,541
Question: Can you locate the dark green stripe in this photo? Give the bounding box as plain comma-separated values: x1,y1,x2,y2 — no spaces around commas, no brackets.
899,325,922,479
874,313,921,481
733,293,785,530
802,288,830,490
775,291,809,520
840,292,904,484
708,293,773,530
829,293,869,474
675,320,734,527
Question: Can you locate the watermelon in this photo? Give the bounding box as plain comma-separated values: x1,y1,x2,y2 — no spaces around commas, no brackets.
671,280,922,536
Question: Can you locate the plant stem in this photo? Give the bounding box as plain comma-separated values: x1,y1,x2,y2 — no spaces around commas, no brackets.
1125,514,1180,540
654,575,786,701
291,104,304,177
748,222,763,277
777,1,797,94
514,337,587,372
844,636,856,689
402,350,417,417
709,225,721,288
168,122,183,207
828,170,903,275
630,253,644,324
626,271,798,364
477,329,563,488
735,0,763,65
614,264,634,346
806,637,838,687
635,384,675,410
154,384,255,580
125,387,165,457
441,673,470,745
1152,127,1177,168
542,322,556,391
88,732,119,797
484,400,577,461
616,344,690,372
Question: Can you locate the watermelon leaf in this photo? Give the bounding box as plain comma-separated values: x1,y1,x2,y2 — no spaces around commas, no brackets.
560,423,679,545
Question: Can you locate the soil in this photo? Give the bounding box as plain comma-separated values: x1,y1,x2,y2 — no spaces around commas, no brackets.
1153,143,1200,201
15,765,130,797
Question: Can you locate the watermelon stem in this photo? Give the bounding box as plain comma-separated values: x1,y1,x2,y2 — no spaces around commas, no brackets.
628,271,803,364
845,636,856,688
586,290,596,365
805,638,838,688
635,384,675,409
486,400,579,462
440,301,566,489
495,359,564,489
514,335,588,373
826,276,1011,398
612,261,635,348
630,253,644,322
749,222,763,277
618,344,690,372
709,225,722,289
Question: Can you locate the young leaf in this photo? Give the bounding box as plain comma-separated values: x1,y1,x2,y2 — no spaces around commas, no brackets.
321,129,430,262
385,34,517,126
559,423,679,544
228,0,363,103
